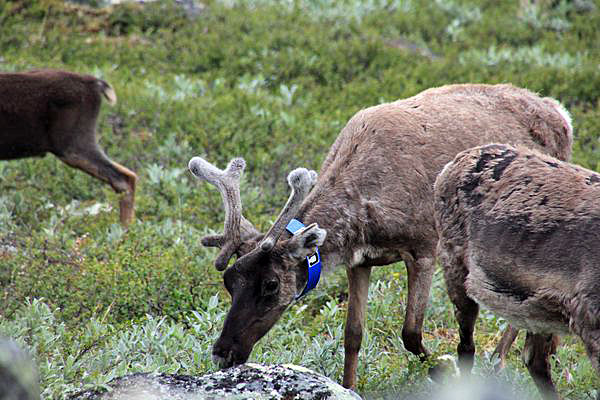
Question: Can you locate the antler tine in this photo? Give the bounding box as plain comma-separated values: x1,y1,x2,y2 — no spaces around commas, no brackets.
188,156,247,271
259,168,318,252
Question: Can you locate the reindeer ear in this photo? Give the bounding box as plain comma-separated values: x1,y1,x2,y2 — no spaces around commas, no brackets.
286,223,326,262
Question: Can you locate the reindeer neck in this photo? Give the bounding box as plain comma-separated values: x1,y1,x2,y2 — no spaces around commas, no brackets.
294,185,360,270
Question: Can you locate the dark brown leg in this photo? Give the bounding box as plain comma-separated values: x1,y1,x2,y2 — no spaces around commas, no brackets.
442,256,479,374
522,332,559,400
453,296,479,374
492,325,520,372
579,327,600,400
343,265,371,389
113,161,137,225
58,147,137,226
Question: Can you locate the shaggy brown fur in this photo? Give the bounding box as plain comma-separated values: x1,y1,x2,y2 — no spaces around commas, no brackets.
193,84,573,389
0,69,137,225
435,143,600,399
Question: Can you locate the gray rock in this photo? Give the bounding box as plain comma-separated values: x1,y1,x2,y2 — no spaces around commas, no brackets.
0,338,40,400
71,363,362,400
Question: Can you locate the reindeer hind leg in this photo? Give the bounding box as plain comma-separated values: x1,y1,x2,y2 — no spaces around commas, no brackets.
402,255,451,380
575,309,600,399
440,252,479,375
492,325,520,372
57,146,137,225
581,332,600,400
521,332,559,400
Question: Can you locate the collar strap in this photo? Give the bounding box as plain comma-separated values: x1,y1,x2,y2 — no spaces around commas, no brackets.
286,218,322,299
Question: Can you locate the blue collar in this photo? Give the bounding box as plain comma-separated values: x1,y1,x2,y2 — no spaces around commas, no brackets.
286,218,322,299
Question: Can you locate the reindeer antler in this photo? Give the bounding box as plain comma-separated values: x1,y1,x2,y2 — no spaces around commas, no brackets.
258,168,318,252
188,156,258,271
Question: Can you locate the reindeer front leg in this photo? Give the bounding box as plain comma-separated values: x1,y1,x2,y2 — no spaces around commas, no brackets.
343,265,372,389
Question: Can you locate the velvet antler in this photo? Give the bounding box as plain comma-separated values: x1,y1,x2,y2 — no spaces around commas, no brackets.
258,168,318,252
188,156,258,270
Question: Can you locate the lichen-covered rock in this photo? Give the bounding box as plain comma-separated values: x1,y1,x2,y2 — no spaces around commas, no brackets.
71,363,362,400
0,338,40,400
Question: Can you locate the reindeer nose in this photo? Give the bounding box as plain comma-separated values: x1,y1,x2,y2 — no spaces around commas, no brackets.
213,339,251,369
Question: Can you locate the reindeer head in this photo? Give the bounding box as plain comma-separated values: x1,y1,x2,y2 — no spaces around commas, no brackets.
188,156,326,369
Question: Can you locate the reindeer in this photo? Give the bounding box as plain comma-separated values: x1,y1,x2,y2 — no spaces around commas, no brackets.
0,69,137,225
434,143,600,399
188,83,573,389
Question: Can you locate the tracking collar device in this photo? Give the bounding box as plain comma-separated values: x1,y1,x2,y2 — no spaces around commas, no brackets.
286,218,322,299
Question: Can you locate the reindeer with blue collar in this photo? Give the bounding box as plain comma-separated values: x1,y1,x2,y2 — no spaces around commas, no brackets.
188,83,573,389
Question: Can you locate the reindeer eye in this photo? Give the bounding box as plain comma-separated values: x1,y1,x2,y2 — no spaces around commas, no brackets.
262,279,279,297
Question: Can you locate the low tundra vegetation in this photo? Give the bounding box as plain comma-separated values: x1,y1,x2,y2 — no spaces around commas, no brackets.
0,0,599,398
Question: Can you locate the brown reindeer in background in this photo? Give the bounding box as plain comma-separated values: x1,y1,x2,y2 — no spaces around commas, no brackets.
188,83,573,389
435,143,600,399
0,69,137,225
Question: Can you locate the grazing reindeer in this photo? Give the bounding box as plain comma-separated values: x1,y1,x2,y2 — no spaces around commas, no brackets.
188,83,573,389
434,143,600,399
0,69,137,225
